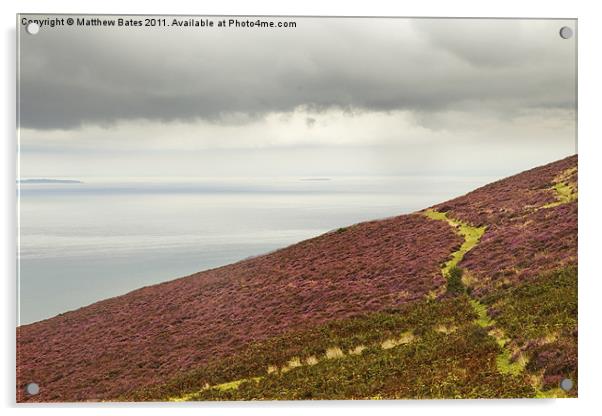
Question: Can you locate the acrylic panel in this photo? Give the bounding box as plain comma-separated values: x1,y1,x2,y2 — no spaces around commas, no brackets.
16,15,577,402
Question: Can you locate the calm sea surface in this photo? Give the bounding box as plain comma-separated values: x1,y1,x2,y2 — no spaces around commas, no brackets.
18,176,494,324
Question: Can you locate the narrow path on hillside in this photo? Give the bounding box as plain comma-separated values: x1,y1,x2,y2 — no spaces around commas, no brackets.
422,210,527,376
422,209,570,397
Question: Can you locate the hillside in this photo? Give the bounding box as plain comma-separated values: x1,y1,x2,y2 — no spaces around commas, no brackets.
17,155,577,402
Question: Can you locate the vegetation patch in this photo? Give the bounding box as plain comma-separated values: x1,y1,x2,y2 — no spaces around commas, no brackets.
325,347,345,359
423,209,486,286
381,331,415,349
543,167,578,208
124,297,477,401
446,266,466,296
482,266,577,397
183,323,534,401
459,202,577,297
469,299,495,328
496,348,528,376
425,208,536,386
482,267,577,344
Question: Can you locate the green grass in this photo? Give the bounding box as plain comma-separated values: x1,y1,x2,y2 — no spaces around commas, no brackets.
124,297,478,401
482,266,577,396
214,377,260,391
543,182,576,208
468,298,526,376
185,323,533,400
496,349,528,376
170,377,263,402
535,388,568,398
469,299,495,328
543,168,577,208
554,182,575,203
481,266,577,341
423,209,486,277
156,295,541,401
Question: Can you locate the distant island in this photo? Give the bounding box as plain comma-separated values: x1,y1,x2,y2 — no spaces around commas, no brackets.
299,177,331,182
18,179,82,184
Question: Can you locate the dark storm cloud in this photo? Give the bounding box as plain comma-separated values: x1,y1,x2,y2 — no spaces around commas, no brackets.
19,17,575,130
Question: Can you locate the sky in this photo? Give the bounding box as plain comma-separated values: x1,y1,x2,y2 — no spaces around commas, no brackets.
18,17,577,179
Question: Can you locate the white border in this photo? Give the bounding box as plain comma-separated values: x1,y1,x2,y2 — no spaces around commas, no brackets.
2,1,600,415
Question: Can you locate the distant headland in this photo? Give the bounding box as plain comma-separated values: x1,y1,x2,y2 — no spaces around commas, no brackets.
18,179,83,184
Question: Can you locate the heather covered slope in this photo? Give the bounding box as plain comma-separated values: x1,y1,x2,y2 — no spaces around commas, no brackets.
17,211,461,401
433,155,577,295
17,155,577,402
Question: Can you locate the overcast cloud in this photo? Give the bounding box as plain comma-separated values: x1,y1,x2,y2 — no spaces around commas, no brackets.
18,17,576,177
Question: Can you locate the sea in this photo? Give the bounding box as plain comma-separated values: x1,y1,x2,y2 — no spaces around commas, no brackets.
17,175,495,325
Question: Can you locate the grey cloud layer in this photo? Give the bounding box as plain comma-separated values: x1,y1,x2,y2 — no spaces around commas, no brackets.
19,17,576,130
